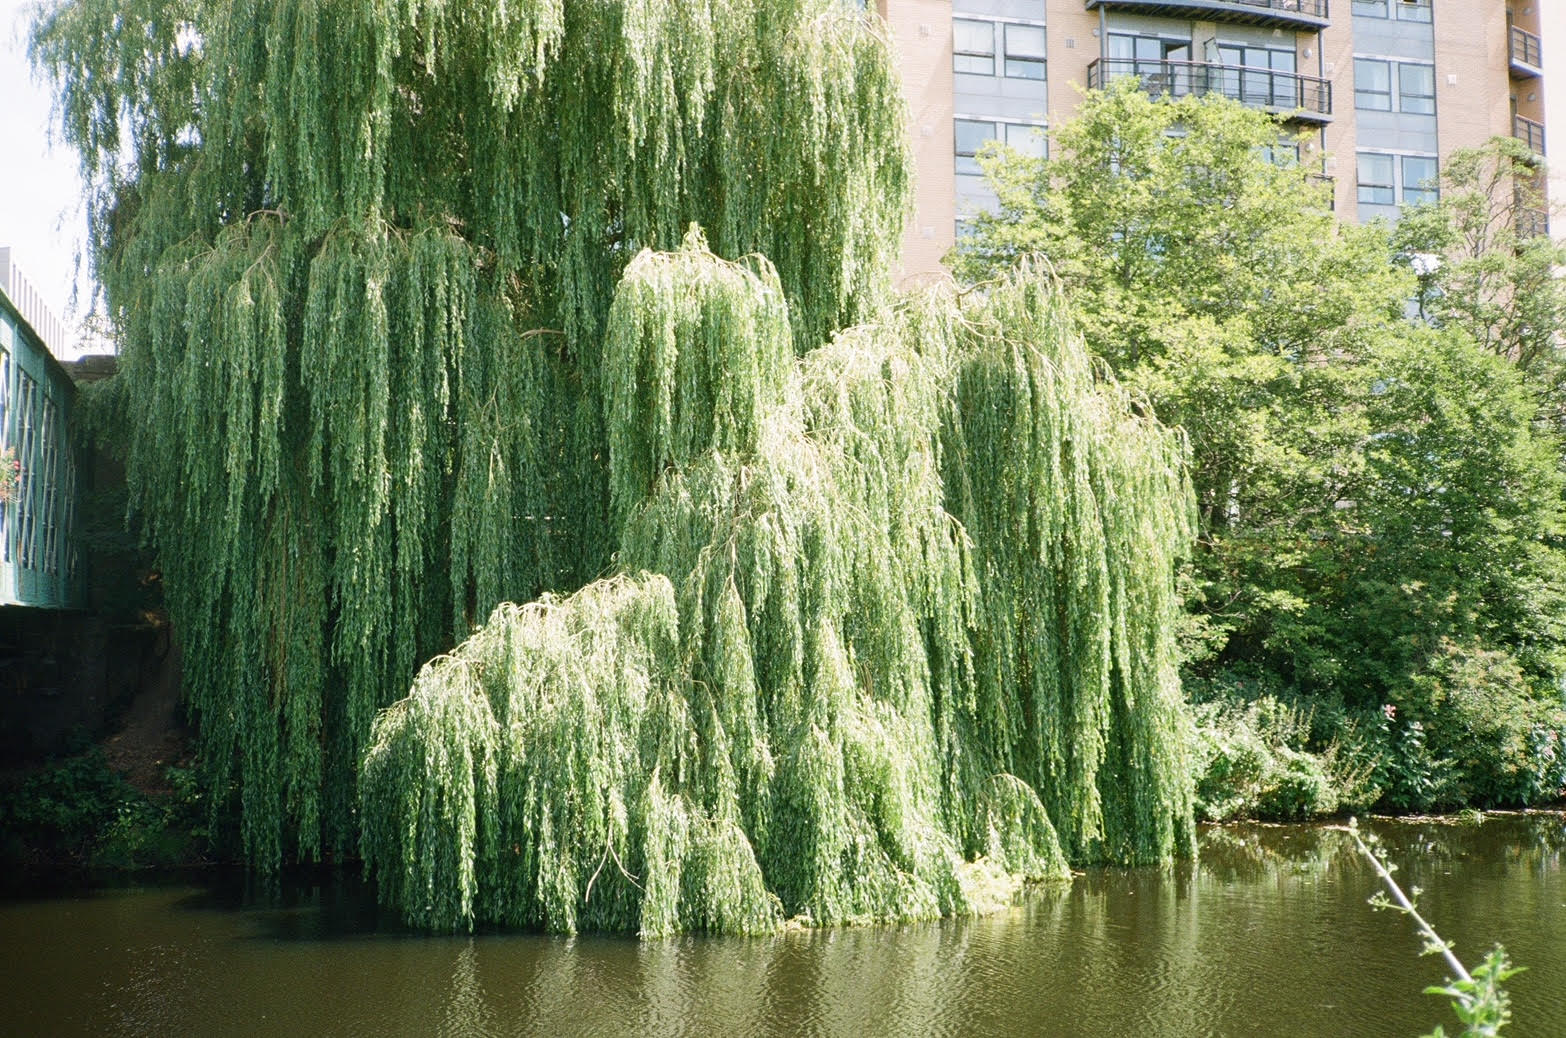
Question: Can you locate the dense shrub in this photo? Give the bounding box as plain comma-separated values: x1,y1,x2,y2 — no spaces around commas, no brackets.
1189,677,1379,822
0,751,206,867
1380,639,1566,811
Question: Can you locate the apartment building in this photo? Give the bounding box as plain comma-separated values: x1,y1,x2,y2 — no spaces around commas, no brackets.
875,0,1550,278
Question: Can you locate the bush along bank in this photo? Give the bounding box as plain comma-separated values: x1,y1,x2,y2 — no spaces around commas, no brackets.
0,746,212,872
1190,659,1566,823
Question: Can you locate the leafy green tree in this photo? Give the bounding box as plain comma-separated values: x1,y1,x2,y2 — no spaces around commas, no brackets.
32,0,914,867
956,86,1566,808
1393,137,1566,412
955,84,1408,674
36,0,1203,933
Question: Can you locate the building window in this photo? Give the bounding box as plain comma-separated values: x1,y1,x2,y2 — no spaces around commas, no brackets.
1357,152,1395,205
1259,141,1301,168
956,119,1047,176
1398,63,1435,114
956,118,996,175
1357,152,1437,207
1004,23,1046,80
1354,59,1392,111
1394,0,1432,23
1352,0,1388,15
1402,155,1438,204
1355,59,1435,115
1004,121,1047,160
1108,32,1190,75
954,19,995,76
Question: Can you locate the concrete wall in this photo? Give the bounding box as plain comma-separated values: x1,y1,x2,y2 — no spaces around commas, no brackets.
1433,2,1511,158
882,0,959,284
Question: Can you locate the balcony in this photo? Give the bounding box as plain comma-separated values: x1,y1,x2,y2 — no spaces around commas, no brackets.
1510,27,1543,79
1514,114,1546,155
1086,58,1333,122
1084,0,1329,31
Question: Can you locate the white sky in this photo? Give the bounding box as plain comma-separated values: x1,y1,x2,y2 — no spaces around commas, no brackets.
0,0,93,358
1545,3,1566,235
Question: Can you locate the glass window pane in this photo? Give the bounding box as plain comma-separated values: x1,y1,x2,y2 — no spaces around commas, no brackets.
1356,59,1390,91
1259,142,1300,168
1395,0,1432,22
1003,122,1046,159
1355,58,1392,111
1270,48,1296,74
1402,155,1438,204
1005,57,1045,80
954,19,995,75
1352,0,1389,16
955,19,994,55
1398,63,1435,114
1005,24,1045,60
955,119,997,175
1243,68,1272,105
1357,152,1395,205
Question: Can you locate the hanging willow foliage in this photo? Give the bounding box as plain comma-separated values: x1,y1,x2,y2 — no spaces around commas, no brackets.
39,0,1195,921
360,240,1193,933
939,273,1198,864
33,0,910,865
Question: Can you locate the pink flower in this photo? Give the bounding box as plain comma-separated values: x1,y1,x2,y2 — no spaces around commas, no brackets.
1382,703,1397,721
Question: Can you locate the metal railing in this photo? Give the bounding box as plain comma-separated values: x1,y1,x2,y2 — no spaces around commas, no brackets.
1086,0,1329,21
1086,58,1332,118
1514,114,1546,154
1510,26,1542,69
1228,0,1328,15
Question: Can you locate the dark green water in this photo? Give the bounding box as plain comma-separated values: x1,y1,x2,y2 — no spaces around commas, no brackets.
3,815,1562,1037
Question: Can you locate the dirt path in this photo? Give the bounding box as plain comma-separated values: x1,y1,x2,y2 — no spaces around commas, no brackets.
101,636,187,793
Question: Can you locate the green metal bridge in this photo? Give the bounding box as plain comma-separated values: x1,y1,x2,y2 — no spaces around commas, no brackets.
0,280,82,610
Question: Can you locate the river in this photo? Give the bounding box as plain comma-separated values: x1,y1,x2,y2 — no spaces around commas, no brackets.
2,815,1561,1036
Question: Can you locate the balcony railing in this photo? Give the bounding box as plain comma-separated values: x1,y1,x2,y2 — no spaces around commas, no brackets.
1514,114,1546,154
1086,58,1332,121
1510,26,1543,75
1083,1,1329,30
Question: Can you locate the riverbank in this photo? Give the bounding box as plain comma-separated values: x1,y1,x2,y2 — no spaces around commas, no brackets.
0,743,209,872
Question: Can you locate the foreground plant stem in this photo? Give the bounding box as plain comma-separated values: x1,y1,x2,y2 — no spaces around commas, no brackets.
1348,827,1470,983
1343,823,1521,1037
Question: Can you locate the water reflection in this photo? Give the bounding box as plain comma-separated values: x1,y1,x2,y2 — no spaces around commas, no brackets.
2,814,1562,1037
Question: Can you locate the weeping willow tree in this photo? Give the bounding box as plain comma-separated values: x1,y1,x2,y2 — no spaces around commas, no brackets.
34,0,908,864
360,238,1196,933
39,0,1197,927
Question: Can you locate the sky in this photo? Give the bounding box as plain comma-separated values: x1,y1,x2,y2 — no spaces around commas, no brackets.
0,0,93,359
1547,5,1566,216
